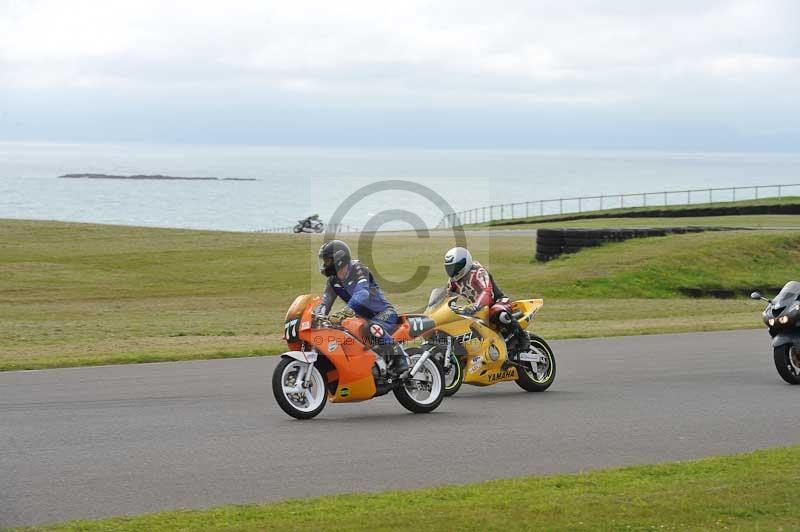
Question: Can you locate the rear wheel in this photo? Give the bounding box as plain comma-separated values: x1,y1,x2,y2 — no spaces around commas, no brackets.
272,357,327,419
773,344,800,384
515,333,556,392
394,353,445,413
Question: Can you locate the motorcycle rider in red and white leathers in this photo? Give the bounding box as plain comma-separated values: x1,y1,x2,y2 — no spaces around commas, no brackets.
444,247,530,360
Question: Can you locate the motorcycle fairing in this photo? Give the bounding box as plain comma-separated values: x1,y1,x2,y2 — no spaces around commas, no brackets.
513,299,544,330
771,332,800,349
420,297,516,386
313,324,378,403
288,295,379,403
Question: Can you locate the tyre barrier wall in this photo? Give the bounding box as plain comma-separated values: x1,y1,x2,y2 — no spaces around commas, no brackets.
678,286,784,299
497,202,800,228
535,227,740,262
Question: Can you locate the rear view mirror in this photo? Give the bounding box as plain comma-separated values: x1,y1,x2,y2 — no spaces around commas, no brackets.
750,291,762,300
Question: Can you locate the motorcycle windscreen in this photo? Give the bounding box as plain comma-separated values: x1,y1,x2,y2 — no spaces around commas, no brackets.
774,281,800,308
425,288,446,311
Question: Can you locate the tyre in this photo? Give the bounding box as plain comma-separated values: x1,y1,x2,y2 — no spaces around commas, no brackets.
515,333,556,392
443,352,464,397
410,346,463,397
773,344,800,384
292,225,303,233
394,353,445,413
272,357,327,419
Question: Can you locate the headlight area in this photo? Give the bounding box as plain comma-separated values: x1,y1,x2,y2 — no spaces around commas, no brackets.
770,313,796,327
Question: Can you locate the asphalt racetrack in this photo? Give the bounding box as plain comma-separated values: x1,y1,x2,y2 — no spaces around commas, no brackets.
3,329,800,526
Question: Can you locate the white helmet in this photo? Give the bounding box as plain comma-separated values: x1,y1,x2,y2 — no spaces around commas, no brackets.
444,247,473,281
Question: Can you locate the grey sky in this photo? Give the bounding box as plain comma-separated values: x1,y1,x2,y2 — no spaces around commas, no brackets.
1,0,798,150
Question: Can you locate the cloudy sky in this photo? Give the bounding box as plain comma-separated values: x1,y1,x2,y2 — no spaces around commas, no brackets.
1,0,798,151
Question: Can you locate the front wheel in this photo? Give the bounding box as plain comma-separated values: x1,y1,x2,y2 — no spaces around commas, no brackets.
773,344,800,384
515,333,556,392
394,353,445,413
272,357,327,419
443,352,464,397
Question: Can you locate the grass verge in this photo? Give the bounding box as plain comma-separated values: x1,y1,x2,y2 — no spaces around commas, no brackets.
489,213,800,230
17,446,799,531
2,219,786,371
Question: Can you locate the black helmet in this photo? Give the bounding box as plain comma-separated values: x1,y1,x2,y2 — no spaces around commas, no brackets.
318,240,352,277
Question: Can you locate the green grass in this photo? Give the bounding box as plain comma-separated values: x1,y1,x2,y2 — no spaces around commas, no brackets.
18,446,800,531
470,196,800,228
2,219,791,371
490,214,800,230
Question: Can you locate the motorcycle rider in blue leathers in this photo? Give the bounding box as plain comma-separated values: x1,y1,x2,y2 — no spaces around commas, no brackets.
316,240,409,376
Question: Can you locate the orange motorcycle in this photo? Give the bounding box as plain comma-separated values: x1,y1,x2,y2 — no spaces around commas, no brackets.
273,294,445,419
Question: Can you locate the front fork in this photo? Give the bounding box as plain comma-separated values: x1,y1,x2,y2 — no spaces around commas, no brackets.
443,336,452,369
297,348,316,388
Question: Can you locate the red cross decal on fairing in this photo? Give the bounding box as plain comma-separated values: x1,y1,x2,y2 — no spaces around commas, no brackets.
370,324,384,337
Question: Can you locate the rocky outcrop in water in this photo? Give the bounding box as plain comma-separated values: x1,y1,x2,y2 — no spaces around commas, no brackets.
59,173,257,181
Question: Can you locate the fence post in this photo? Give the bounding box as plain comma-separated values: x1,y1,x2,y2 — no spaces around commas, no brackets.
687,190,691,205
755,186,759,200
709,188,713,204
540,201,543,216
733,187,736,202
663,191,667,206
779,185,782,198
526,202,529,218
643,193,647,207
578,197,582,212
559,198,563,214
600,195,603,210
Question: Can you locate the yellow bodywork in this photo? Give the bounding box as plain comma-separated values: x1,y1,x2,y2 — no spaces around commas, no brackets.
423,295,543,386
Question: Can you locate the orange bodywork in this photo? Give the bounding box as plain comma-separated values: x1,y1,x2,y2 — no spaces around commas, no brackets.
285,295,378,403
392,317,413,343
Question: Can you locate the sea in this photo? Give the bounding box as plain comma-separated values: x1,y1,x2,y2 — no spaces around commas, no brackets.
1,141,798,232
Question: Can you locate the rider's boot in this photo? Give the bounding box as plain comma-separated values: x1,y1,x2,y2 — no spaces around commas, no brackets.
506,321,530,362
389,342,409,376
376,342,409,377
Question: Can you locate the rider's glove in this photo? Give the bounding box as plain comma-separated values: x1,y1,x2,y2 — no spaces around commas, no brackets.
461,304,479,316
329,307,355,325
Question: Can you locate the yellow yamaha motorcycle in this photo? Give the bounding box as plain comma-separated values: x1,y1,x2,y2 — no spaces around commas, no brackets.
393,288,556,396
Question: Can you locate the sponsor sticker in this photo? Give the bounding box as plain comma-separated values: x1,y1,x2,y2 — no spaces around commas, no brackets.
340,387,350,397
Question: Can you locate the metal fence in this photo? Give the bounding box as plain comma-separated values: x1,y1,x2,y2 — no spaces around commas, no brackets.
257,223,360,234
437,183,800,228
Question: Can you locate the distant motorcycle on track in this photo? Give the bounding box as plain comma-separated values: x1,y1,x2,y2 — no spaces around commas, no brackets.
752,281,800,384
293,214,324,234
